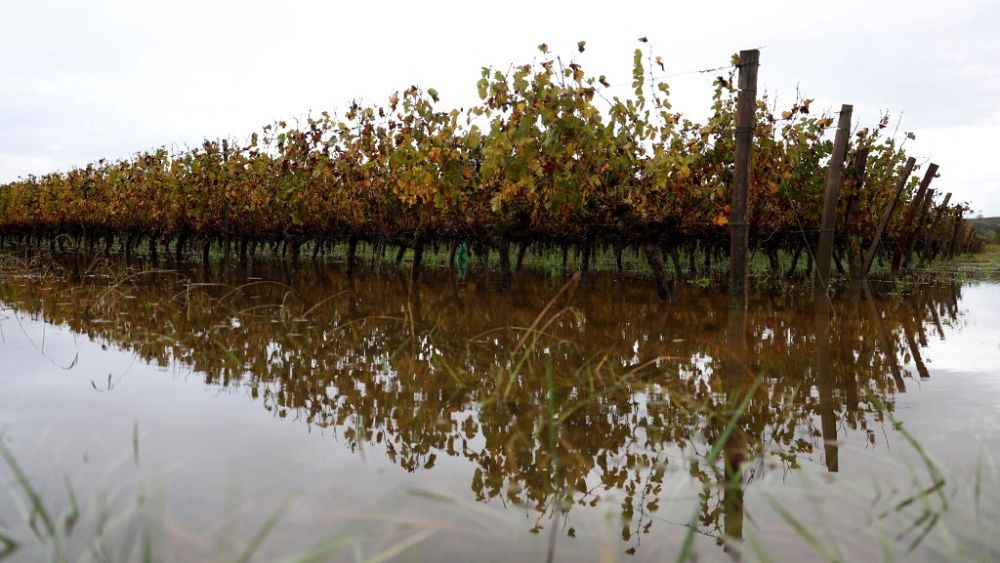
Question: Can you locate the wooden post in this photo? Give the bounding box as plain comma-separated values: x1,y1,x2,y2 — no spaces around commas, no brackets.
863,157,915,276
814,104,853,296
222,139,231,267
729,49,759,307
946,208,964,259
942,213,957,258
936,210,953,259
921,192,951,263
902,188,934,268
891,163,938,273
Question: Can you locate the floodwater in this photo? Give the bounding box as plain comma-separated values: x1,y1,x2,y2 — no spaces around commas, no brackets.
1,261,999,562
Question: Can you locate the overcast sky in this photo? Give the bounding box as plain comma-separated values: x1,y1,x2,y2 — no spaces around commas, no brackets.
3,0,999,214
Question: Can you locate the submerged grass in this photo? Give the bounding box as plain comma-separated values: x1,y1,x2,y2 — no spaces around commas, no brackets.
741,418,1000,563
5,387,997,562
676,377,762,562
2,419,307,563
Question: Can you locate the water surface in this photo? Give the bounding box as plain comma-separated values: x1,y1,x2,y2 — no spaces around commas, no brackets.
1,262,998,561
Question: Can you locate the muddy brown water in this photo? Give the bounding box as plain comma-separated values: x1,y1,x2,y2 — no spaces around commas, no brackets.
1,262,998,561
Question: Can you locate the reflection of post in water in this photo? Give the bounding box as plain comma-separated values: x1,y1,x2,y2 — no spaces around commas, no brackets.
543,355,562,563
7,258,980,555
720,320,747,553
926,293,946,340
911,296,930,348
903,317,930,379
722,292,748,547
863,282,906,393
946,284,961,319
837,295,860,415
814,293,838,473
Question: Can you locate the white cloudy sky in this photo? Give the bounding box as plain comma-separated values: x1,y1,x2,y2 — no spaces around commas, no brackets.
3,0,999,214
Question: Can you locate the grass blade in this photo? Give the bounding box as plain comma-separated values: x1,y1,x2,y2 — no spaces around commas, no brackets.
232,499,293,563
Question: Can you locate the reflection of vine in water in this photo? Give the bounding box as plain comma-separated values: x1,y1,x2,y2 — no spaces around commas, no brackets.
0,262,967,552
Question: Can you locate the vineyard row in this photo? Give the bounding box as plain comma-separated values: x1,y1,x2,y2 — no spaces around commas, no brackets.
0,44,984,294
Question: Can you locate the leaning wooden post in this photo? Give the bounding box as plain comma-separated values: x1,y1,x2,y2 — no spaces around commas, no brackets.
945,207,964,259
863,157,916,276
918,189,936,230
935,207,955,257
921,192,952,263
222,139,231,267
891,163,938,273
902,188,934,268
814,104,853,297
729,49,759,308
